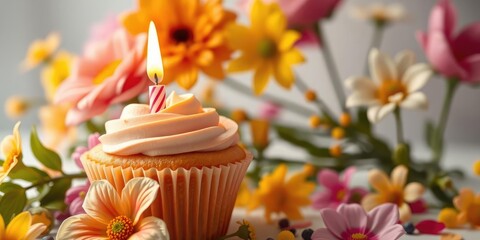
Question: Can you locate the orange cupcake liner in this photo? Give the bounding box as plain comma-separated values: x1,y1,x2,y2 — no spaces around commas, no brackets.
82,152,252,240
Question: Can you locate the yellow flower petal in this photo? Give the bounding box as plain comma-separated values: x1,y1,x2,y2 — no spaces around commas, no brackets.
228,54,257,73
438,208,461,228
5,211,31,240
282,49,305,65
368,169,392,193
391,165,408,188
404,182,425,202
279,31,301,52
253,61,272,95
265,11,286,41
362,193,384,211
273,59,295,89
398,202,412,222
225,24,255,51
454,188,475,212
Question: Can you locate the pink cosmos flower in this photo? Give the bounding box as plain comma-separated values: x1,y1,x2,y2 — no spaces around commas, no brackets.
57,178,169,239
240,0,342,26
313,203,405,240
312,167,368,209
417,0,480,83
54,29,149,125
72,133,100,169
259,101,281,120
65,181,90,216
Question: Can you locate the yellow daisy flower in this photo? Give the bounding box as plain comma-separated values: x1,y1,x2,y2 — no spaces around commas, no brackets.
0,122,22,184
122,0,236,89
225,0,305,95
41,51,74,102
362,165,425,222
21,32,60,71
0,212,46,240
249,164,315,223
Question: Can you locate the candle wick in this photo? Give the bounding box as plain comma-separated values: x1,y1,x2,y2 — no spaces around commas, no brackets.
154,73,159,85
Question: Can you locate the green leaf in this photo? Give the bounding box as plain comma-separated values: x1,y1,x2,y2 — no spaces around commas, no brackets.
30,126,63,172
10,164,50,183
40,178,72,210
0,188,26,224
43,200,67,211
0,182,23,193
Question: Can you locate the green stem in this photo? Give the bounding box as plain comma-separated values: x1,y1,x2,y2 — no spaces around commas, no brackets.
25,172,87,190
250,149,265,184
294,74,337,122
433,78,459,162
223,77,313,117
393,107,404,145
315,22,347,112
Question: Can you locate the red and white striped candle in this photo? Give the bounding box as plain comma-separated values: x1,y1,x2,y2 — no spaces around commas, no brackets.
149,85,166,113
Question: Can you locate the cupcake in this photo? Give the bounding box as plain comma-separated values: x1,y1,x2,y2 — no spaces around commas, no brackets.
82,92,252,240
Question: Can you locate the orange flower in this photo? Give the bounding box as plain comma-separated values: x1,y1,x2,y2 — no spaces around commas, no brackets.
362,165,425,222
453,188,480,228
21,32,60,71
39,104,76,150
57,178,169,239
122,0,236,89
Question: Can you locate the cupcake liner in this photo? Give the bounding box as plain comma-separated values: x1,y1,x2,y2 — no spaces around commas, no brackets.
82,152,252,240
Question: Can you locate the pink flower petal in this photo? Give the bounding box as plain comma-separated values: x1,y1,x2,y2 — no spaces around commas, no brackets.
312,191,338,209
337,204,368,230
429,0,457,37
415,220,445,235
453,22,480,59
416,31,428,52
312,228,338,240
426,31,467,79
367,203,400,235
318,169,342,190
69,197,86,216
320,208,347,238
461,54,480,82
377,224,405,240
341,166,356,186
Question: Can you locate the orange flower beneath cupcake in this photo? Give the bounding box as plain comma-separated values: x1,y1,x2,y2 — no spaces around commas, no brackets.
54,29,149,125
122,0,236,89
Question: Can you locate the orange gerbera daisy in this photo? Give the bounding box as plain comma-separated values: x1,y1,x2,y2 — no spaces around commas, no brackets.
122,0,236,89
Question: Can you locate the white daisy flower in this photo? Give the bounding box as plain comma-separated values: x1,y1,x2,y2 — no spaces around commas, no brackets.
346,49,432,123
351,3,406,24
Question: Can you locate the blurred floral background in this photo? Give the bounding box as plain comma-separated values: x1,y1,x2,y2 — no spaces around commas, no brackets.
1,0,480,144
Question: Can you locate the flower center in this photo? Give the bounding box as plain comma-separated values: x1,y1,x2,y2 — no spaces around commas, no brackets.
351,233,368,240
171,27,193,43
386,189,404,206
93,60,122,85
376,80,406,104
336,189,346,201
106,215,134,240
257,39,277,58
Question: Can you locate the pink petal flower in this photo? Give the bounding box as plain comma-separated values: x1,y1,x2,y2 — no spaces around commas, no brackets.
415,220,445,234
337,204,368,230
318,169,342,190
54,29,148,125
87,14,120,43
320,208,347,238
367,203,400,235
418,0,480,83
259,101,281,120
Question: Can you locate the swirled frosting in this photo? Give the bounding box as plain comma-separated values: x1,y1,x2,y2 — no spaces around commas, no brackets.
99,92,239,156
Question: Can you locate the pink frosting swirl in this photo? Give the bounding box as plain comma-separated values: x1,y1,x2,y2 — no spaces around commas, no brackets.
100,92,239,156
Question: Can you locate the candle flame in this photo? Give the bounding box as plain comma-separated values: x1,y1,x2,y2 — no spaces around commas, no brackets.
147,21,164,84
